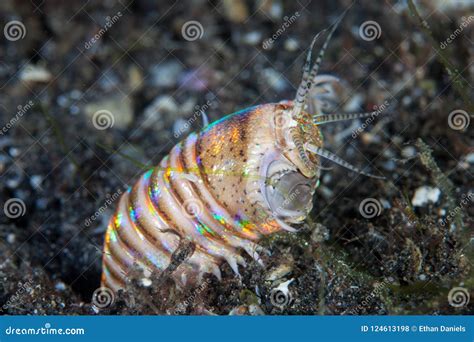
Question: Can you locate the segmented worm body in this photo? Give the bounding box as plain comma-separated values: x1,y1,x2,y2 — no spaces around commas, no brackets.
102,103,323,291
101,16,384,292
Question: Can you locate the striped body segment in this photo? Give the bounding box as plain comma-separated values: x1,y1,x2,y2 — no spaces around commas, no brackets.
101,103,318,291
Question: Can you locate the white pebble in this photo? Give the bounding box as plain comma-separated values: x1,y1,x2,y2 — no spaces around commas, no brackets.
284,38,299,51
55,281,66,291
465,153,474,164
401,146,416,158
262,68,287,92
248,304,265,315
30,175,43,189
20,64,52,83
141,278,152,287
412,186,441,207
7,233,15,244
9,147,20,157
149,61,183,88
243,31,262,45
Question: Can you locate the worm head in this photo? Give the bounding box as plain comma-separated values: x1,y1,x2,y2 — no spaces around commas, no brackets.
260,104,321,226
274,103,323,180
272,13,383,182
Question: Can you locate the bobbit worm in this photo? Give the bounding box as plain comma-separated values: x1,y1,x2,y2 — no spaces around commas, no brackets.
101,16,384,292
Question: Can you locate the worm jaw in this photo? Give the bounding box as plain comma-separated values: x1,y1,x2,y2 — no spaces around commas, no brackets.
273,104,323,179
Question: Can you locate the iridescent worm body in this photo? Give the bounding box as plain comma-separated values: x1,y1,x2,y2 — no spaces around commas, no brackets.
101,16,384,292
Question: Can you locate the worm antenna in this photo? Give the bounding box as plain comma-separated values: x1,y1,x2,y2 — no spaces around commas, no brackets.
306,12,345,91
292,31,326,119
305,143,385,179
313,111,380,125
292,10,347,120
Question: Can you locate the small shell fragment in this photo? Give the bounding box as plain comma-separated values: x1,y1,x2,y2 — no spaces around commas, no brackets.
412,186,441,207
265,263,293,282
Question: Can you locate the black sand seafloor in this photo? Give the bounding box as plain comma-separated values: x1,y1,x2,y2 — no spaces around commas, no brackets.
0,0,472,315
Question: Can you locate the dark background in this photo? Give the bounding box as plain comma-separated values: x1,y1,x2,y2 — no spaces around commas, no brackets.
0,0,472,314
